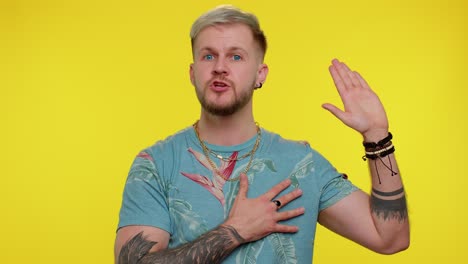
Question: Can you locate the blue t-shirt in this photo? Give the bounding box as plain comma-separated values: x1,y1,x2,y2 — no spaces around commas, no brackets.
118,126,358,263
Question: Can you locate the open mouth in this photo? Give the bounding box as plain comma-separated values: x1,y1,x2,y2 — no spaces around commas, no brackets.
210,80,230,92
213,81,228,88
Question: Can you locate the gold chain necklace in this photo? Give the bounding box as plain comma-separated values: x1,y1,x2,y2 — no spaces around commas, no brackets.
193,121,261,182
208,148,253,162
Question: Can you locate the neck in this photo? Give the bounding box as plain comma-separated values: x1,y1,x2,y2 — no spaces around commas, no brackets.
197,109,257,146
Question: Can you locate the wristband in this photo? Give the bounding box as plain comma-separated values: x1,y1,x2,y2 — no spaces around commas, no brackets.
363,132,392,149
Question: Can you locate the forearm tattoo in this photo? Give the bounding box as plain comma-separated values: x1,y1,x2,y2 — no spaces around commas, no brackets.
371,187,408,222
118,225,245,264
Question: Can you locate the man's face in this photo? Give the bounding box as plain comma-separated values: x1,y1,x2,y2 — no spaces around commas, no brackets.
190,23,268,116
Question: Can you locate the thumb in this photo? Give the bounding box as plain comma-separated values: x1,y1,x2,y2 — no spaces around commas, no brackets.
322,103,348,124
237,173,249,198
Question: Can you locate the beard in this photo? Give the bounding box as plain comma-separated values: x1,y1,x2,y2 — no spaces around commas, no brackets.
196,79,255,116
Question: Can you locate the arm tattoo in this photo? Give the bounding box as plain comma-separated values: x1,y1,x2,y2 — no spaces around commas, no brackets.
371,188,408,222
118,233,157,264
118,225,245,264
372,187,404,197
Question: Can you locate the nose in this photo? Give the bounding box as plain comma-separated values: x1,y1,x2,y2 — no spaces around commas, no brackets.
212,58,228,76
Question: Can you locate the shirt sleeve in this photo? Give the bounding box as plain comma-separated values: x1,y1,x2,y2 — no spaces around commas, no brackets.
309,148,360,211
117,149,172,234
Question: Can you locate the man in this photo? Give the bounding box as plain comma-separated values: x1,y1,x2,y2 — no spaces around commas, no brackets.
115,5,409,264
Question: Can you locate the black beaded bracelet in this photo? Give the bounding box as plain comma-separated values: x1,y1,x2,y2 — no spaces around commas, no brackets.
363,132,393,149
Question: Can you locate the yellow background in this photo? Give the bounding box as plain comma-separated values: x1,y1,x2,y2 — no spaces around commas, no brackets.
1,0,466,263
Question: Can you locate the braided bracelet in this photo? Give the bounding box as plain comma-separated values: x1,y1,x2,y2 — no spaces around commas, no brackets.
363,132,392,149
362,132,398,183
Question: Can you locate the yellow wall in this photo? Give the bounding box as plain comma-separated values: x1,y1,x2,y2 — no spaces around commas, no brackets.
1,0,466,263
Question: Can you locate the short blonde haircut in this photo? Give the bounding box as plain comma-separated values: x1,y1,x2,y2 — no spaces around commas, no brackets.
190,5,267,58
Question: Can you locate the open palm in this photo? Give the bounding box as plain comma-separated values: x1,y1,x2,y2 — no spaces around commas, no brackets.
322,59,389,141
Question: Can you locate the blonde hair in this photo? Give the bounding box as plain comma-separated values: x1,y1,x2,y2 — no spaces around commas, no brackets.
190,5,267,58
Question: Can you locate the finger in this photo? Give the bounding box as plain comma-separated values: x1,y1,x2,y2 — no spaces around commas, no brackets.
274,188,303,209
273,223,299,233
322,103,354,127
354,71,371,90
322,103,348,122
264,178,291,200
329,65,346,98
332,59,353,90
276,207,305,222
342,64,361,88
237,173,249,198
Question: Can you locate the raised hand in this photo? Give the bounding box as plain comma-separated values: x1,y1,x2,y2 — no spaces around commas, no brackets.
223,174,304,243
322,59,389,141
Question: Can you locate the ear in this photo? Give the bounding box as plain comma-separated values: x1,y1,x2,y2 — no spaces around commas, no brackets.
189,63,195,86
256,63,269,86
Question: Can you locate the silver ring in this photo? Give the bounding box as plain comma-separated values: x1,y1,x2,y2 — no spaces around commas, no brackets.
272,199,281,209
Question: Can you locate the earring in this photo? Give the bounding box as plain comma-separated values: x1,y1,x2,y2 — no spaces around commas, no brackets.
254,83,263,90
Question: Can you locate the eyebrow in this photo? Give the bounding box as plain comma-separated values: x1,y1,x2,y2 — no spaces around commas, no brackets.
198,46,248,55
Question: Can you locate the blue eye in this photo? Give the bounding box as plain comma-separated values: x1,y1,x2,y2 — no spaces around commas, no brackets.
204,54,214,60
233,55,241,61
